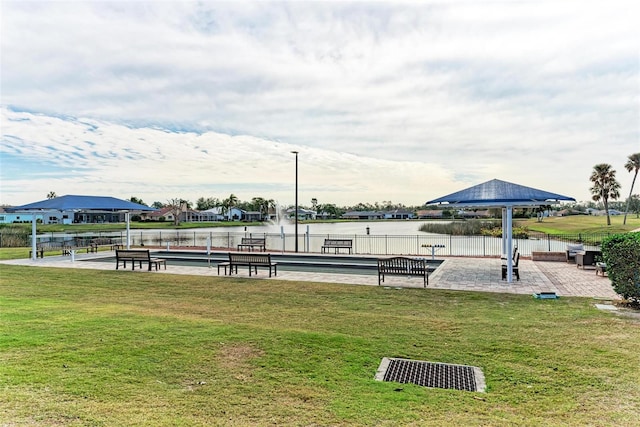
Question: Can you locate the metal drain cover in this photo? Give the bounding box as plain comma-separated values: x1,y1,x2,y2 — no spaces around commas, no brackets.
375,357,485,392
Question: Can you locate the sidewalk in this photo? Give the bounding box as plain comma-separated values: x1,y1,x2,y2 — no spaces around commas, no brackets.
1,252,619,299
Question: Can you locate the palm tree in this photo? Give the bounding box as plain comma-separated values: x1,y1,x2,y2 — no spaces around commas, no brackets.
589,163,621,226
623,152,640,225
221,194,239,220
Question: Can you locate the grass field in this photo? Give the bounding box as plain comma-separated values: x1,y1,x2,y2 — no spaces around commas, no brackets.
518,215,640,235
1,265,639,426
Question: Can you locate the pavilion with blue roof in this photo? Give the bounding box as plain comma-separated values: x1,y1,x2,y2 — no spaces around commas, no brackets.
11,195,154,215
426,179,575,282
10,195,155,260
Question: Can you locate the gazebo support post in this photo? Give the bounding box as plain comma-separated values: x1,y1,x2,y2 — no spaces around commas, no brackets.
506,206,513,283
501,208,507,257
126,212,131,249
31,214,37,261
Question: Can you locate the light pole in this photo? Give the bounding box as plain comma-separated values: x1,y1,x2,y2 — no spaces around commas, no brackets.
291,150,299,252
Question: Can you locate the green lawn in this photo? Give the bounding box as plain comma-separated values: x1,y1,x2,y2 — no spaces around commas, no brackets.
1,265,638,426
518,215,640,235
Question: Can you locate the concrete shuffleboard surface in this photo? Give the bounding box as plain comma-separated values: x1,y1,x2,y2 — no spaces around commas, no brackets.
86,250,444,276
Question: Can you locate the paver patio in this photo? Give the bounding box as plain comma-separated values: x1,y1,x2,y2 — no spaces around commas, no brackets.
1,251,619,299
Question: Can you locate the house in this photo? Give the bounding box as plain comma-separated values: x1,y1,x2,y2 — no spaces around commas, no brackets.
416,210,443,219
199,207,225,221
458,210,491,219
286,208,316,220
7,195,153,224
0,208,69,224
316,211,335,220
341,211,384,220
383,209,415,220
243,211,263,222
227,207,245,221
143,207,174,222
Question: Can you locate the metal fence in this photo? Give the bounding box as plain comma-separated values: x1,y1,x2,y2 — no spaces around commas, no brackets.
1,229,613,257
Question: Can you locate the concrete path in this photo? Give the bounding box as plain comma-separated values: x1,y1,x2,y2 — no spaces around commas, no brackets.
1,251,619,299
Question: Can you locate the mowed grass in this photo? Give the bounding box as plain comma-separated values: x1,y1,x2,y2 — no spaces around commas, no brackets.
519,215,640,235
1,265,639,426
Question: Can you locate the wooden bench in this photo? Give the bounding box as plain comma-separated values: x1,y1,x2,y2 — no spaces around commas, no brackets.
29,241,65,258
237,237,266,252
321,239,353,254
62,243,98,256
377,257,429,288
501,253,520,281
222,252,277,277
115,249,167,271
91,237,123,251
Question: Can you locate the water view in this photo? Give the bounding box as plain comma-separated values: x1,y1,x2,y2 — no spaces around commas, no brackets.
42,221,587,257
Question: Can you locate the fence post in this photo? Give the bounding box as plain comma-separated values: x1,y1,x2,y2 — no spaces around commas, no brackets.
547,233,551,251
482,235,486,257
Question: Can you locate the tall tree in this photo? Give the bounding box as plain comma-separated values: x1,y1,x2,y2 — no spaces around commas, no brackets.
221,194,239,218
623,152,640,225
166,198,191,226
196,197,220,210
46,191,57,199
129,196,146,206
589,163,621,226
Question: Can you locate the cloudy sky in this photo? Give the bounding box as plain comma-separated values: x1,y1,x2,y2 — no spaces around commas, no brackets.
1,0,638,208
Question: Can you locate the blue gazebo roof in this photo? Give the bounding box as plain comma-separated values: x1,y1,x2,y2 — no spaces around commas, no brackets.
426,179,575,207
11,195,155,211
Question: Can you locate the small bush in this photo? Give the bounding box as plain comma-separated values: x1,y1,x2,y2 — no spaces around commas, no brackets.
0,224,31,247
601,232,640,303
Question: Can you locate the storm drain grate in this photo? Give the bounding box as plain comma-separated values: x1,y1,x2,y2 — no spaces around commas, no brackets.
375,357,485,392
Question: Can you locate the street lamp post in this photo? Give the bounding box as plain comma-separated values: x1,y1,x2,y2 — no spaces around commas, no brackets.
291,150,299,252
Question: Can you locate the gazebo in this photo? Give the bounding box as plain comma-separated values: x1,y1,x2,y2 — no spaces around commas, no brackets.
11,195,155,260
426,179,575,282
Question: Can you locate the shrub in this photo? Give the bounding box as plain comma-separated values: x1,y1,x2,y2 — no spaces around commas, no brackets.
601,232,640,303
419,220,529,238
0,224,31,247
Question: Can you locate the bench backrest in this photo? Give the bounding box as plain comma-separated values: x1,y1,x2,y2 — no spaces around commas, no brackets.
240,238,266,244
229,252,272,264
378,257,426,273
37,241,65,249
323,239,352,247
92,238,115,245
116,249,151,260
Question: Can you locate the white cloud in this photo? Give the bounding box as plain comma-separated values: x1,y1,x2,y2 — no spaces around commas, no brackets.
0,107,458,206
